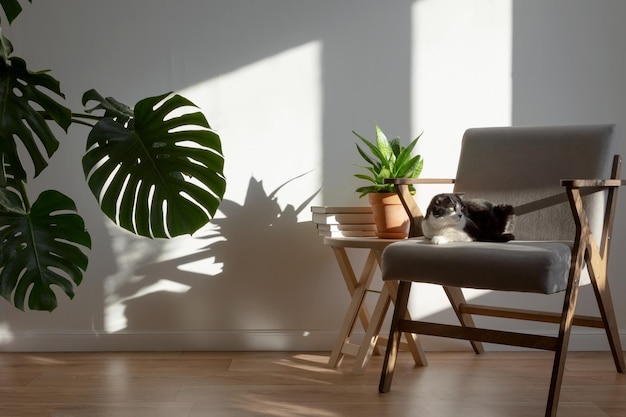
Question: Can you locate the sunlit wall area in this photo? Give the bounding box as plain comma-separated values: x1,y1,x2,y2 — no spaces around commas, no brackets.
178,41,324,221
412,0,512,185
101,40,325,335
407,1,512,347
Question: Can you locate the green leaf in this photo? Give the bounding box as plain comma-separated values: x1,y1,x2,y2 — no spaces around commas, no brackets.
0,56,72,179
0,0,32,25
0,190,91,311
353,126,424,197
355,144,378,169
1,32,13,63
375,125,393,160
403,155,423,178
82,88,133,126
0,187,24,213
82,91,226,238
355,184,393,198
354,173,376,183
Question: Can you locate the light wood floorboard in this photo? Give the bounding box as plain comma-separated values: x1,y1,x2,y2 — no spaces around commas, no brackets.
0,350,624,417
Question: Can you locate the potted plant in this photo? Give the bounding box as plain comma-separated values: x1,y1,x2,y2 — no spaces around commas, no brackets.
0,2,226,311
353,125,423,238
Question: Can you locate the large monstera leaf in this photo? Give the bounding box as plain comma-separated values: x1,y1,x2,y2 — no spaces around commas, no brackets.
0,55,72,180
0,0,32,24
0,189,91,311
82,91,226,238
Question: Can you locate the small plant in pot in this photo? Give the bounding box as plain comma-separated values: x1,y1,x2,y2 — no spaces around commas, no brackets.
353,125,423,238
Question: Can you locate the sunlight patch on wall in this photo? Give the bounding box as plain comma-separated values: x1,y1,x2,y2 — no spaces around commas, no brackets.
178,41,323,223
410,0,512,320
0,322,14,346
412,0,512,181
102,220,196,333
103,42,323,333
176,255,224,276
105,278,191,333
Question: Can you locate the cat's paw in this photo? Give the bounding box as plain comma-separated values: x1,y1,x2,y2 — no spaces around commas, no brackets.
431,235,449,245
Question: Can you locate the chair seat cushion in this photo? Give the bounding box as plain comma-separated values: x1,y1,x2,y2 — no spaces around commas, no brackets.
381,238,573,294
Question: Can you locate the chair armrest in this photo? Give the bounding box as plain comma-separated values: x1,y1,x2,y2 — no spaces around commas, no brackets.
563,175,623,260
383,178,455,237
562,155,623,261
561,179,625,188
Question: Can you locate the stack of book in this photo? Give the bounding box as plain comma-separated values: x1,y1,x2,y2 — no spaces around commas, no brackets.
311,206,377,237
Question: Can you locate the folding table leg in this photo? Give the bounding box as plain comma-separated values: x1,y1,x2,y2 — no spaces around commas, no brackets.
352,284,391,374
328,249,378,368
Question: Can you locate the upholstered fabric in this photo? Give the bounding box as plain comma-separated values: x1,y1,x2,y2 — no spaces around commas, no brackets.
453,125,616,241
381,238,572,294
381,124,617,294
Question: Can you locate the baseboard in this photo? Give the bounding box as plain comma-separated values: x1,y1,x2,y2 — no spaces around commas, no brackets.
0,329,339,352
0,329,624,352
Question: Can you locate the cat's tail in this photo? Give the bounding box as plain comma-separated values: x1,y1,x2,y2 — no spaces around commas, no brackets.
486,233,515,242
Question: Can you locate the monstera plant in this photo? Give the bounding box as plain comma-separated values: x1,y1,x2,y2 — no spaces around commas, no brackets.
0,1,226,311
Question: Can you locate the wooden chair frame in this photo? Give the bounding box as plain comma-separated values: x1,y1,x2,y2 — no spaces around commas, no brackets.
378,156,626,417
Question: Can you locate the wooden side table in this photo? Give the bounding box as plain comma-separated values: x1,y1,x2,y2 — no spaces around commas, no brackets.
323,236,427,374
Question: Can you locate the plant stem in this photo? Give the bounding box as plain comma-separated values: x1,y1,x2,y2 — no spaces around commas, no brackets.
70,118,96,128
15,179,31,212
71,112,101,121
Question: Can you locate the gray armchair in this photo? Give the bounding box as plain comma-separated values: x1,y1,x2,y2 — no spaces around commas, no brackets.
378,125,625,417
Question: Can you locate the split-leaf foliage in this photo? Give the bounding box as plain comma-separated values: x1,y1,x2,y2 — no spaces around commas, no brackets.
0,1,226,311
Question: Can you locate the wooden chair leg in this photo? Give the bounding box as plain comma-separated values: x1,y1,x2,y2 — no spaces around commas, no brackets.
443,286,484,354
588,265,626,373
545,273,583,417
379,280,412,393
385,280,428,367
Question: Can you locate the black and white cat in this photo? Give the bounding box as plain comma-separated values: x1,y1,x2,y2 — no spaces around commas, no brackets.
422,193,515,245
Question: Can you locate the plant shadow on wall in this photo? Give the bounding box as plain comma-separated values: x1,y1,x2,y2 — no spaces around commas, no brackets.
0,1,226,312
115,174,328,336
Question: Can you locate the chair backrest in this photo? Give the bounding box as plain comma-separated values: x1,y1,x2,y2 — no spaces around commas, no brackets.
453,125,617,241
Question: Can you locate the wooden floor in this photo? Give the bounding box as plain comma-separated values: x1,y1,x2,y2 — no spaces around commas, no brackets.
0,350,625,417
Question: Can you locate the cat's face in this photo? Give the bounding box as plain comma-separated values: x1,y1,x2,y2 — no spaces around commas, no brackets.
425,193,466,227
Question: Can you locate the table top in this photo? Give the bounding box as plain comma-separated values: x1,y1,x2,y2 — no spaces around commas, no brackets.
322,236,406,249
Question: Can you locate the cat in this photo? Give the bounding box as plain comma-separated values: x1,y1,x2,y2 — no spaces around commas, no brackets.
421,193,515,245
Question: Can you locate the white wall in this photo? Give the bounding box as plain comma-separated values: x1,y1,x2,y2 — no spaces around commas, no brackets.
0,0,624,352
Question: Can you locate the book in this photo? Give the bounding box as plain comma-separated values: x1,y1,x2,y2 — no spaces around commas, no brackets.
317,223,377,232
312,212,375,225
311,206,372,214
318,230,377,237
317,223,377,237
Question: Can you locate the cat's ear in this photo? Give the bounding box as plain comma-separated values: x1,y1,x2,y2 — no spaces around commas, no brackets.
454,192,465,200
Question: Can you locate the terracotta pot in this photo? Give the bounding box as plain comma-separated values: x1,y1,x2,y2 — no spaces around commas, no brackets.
368,192,410,239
